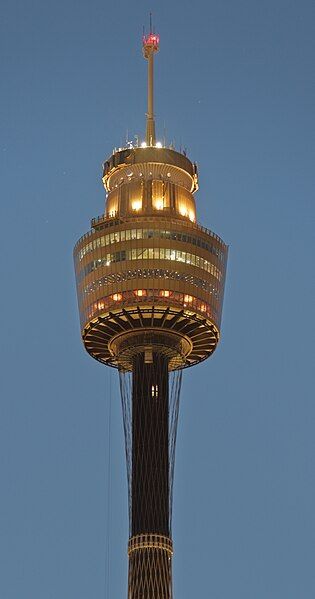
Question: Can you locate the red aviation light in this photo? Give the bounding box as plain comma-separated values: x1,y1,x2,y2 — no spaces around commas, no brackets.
143,33,160,50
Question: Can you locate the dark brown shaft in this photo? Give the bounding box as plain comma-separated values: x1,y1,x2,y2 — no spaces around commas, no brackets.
131,352,169,536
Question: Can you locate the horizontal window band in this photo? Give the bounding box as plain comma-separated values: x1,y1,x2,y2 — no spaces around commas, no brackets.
82,289,216,325
80,268,221,300
75,226,226,263
76,248,223,285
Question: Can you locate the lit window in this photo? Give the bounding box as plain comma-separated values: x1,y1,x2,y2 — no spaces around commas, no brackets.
184,294,193,304
154,198,164,210
112,293,122,301
151,384,159,398
156,142,162,148
160,290,170,297
131,200,142,211
134,289,146,297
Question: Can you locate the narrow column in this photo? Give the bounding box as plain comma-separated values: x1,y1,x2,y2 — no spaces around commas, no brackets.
146,52,155,146
132,352,169,535
143,31,159,146
129,351,172,599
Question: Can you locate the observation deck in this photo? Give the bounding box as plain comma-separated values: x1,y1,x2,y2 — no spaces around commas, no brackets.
74,143,228,371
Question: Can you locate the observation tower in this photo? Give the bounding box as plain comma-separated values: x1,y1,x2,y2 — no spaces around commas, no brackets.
74,27,228,599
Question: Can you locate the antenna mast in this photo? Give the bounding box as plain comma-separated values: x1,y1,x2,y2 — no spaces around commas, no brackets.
142,18,159,146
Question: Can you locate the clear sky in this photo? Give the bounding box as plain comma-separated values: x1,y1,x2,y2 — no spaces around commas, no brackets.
1,0,314,597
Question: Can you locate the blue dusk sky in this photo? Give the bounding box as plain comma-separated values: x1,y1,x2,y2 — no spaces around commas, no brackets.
1,1,314,598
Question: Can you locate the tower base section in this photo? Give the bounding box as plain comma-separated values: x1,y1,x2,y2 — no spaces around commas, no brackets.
128,534,173,599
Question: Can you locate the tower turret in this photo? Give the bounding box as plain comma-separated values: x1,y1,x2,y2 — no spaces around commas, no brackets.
74,28,228,599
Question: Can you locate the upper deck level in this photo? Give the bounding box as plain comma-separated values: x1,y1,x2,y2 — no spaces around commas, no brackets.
102,146,198,193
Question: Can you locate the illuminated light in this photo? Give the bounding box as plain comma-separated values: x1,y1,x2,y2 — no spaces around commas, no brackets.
154,198,164,210
200,303,207,312
189,211,195,222
143,33,160,47
97,301,105,310
106,260,111,266
141,141,147,148
131,200,142,211
156,141,162,148
179,205,188,217
167,172,171,177
160,290,170,298
151,384,158,398
184,295,193,304
112,293,122,302
134,289,146,297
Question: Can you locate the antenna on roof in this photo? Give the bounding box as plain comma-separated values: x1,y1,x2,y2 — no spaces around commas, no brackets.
142,16,160,146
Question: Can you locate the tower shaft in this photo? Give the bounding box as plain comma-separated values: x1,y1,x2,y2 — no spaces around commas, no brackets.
128,351,173,599
132,353,169,536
